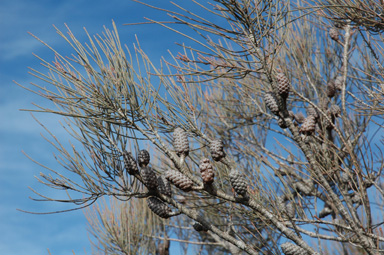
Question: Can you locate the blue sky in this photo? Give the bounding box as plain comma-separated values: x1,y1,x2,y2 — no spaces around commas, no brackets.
0,1,203,254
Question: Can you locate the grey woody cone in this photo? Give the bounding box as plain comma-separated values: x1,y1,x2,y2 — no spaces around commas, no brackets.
329,27,340,42
294,180,314,196
278,118,288,129
327,79,336,98
210,139,226,161
285,202,296,218
276,196,286,212
193,222,208,232
329,104,341,117
147,197,172,219
294,112,305,124
138,149,150,167
299,115,316,134
173,127,189,157
306,106,319,120
264,92,280,115
340,173,349,184
199,158,215,184
276,72,290,98
334,76,344,90
281,242,309,255
324,113,335,130
123,151,139,175
229,169,247,196
140,166,158,190
158,175,172,197
165,169,193,191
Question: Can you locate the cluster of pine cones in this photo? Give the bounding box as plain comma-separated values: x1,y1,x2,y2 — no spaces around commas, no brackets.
172,127,248,197
122,149,172,218
264,70,342,136
121,126,249,219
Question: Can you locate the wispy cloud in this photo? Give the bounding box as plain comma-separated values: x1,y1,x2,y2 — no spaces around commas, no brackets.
0,1,62,61
1,38,44,61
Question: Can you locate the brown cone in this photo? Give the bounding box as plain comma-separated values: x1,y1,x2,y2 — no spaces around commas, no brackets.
300,115,316,134
276,72,290,98
165,169,193,191
123,151,139,175
199,158,214,184
210,139,225,161
140,166,158,190
147,197,172,219
229,169,247,196
173,127,189,157
138,149,150,167
264,92,279,115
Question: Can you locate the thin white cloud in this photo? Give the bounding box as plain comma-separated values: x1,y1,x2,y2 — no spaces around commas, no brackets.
0,0,104,62
1,38,44,61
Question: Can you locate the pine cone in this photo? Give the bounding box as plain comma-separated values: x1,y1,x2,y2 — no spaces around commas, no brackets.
276,72,290,98
300,115,316,134
306,106,319,120
123,151,139,175
340,173,350,184
276,195,286,212
173,127,189,157
329,27,340,42
294,180,314,196
323,113,335,130
264,92,279,115
334,76,344,90
229,169,247,196
210,139,226,161
326,79,336,98
281,242,309,255
285,202,296,218
147,197,172,219
329,104,341,117
193,222,208,232
165,169,193,191
278,118,288,129
199,158,215,184
140,166,158,190
294,112,305,124
158,175,172,197
138,149,150,167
